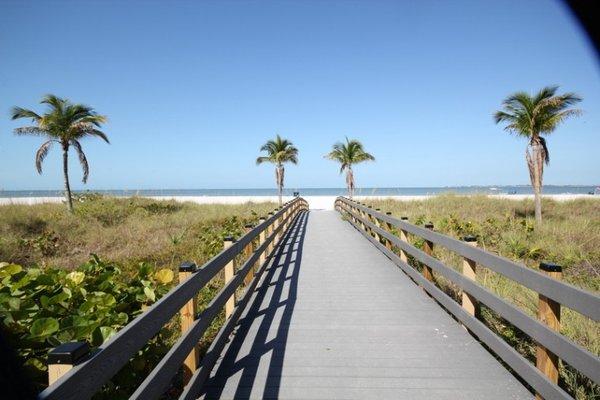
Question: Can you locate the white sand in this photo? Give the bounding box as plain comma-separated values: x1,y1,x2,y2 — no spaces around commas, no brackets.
0,194,596,210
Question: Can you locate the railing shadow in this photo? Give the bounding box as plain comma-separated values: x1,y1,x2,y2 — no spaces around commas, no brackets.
200,210,309,399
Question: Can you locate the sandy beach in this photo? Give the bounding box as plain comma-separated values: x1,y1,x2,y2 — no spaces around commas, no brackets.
0,194,596,210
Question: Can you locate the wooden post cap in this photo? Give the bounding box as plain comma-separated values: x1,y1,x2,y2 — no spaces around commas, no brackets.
401,216,408,220
462,235,477,242
179,262,197,273
539,262,562,273
425,222,434,229
48,342,89,365
223,236,235,242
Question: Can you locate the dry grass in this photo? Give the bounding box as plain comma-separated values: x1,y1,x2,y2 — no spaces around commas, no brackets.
0,195,276,272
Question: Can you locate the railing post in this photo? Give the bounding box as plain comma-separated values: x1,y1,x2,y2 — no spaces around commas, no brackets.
399,216,409,263
422,222,435,282
178,262,198,384
384,211,393,250
258,216,267,267
243,224,254,286
223,236,236,319
47,341,90,385
461,236,479,318
536,262,562,400
373,208,382,243
267,211,275,255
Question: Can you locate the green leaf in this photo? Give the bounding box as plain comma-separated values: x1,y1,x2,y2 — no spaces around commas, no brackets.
66,271,85,285
92,326,117,345
143,287,155,302
154,269,174,285
30,317,59,338
0,263,22,277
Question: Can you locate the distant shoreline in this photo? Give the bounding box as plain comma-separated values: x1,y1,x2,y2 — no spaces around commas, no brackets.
1,193,596,210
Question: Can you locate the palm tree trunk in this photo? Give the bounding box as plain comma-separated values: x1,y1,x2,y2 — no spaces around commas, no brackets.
276,164,283,207
526,140,544,224
62,144,74,212
346,167,354,199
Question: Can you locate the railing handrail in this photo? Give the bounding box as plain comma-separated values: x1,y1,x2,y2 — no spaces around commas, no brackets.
39,197,308,400
335,196,600,400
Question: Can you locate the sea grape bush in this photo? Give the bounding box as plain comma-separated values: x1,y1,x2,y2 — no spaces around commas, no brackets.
0,255,174,394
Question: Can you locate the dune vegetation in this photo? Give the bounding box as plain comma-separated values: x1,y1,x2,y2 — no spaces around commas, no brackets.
0,195,276,397
367,194,599,399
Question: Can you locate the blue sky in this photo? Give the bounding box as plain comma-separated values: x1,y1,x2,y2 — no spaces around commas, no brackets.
0,0,598,190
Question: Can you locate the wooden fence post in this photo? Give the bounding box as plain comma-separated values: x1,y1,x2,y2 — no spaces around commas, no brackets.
243,224,254,286
178,262,198,384
422,222,435,282
48,342,90,386
398,216,409,263
223,236,236,319
384,211,393,250
536,262,562,400
461,236,479,318
373,208,382,243
267,212,275,255
258,216,267,267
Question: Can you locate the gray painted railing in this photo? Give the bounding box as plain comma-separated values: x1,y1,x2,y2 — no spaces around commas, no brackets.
335,197,600,400
39,197,309,400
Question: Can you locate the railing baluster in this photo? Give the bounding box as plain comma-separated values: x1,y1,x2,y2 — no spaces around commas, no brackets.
243,224,254,286
223,236,236,319
47,342,89,386
461,236,478,318
399,216,409,263
422,222,435,282
384,212,393,250
536,262,562,400
178,262,199,384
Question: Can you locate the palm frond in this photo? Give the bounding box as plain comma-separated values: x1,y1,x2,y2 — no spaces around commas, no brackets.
10,107,42,121
70,140,89,183
35,140,55,174
13,126,49,136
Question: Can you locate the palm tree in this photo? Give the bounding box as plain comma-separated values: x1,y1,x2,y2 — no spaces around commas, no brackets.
256,135,299,206
11,94,109,212
325,137,375,198
494,86,581,224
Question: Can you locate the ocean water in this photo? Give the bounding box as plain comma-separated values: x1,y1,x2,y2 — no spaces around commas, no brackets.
0,186,597,197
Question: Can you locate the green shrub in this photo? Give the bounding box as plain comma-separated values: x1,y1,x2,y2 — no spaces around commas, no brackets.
0,256,174,394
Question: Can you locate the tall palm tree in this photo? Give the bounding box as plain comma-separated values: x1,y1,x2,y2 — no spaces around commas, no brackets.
256,135,299,206
325,137,375,198
11,94,109,212
494,86,581,224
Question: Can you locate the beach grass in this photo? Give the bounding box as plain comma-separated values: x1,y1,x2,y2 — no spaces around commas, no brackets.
0,195,276,272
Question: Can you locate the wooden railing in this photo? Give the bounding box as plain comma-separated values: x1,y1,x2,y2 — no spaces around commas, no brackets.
39,197,309,400
335,197,600,400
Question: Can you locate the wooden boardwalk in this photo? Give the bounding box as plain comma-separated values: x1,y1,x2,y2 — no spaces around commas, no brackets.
200,210,533,399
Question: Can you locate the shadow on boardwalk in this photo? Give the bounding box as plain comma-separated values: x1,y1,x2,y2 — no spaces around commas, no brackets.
201,210,309,399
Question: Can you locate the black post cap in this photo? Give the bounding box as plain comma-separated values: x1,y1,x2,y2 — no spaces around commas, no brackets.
223,235,236,242
259,216,266,220
375,208,381,211
401,216,408,220
268,211,274,215
386,211,392,215
179,262,197,273
244,223,254,229
540,262,562,273
48,342,90,365
462,235,477,242
425,222,434,229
